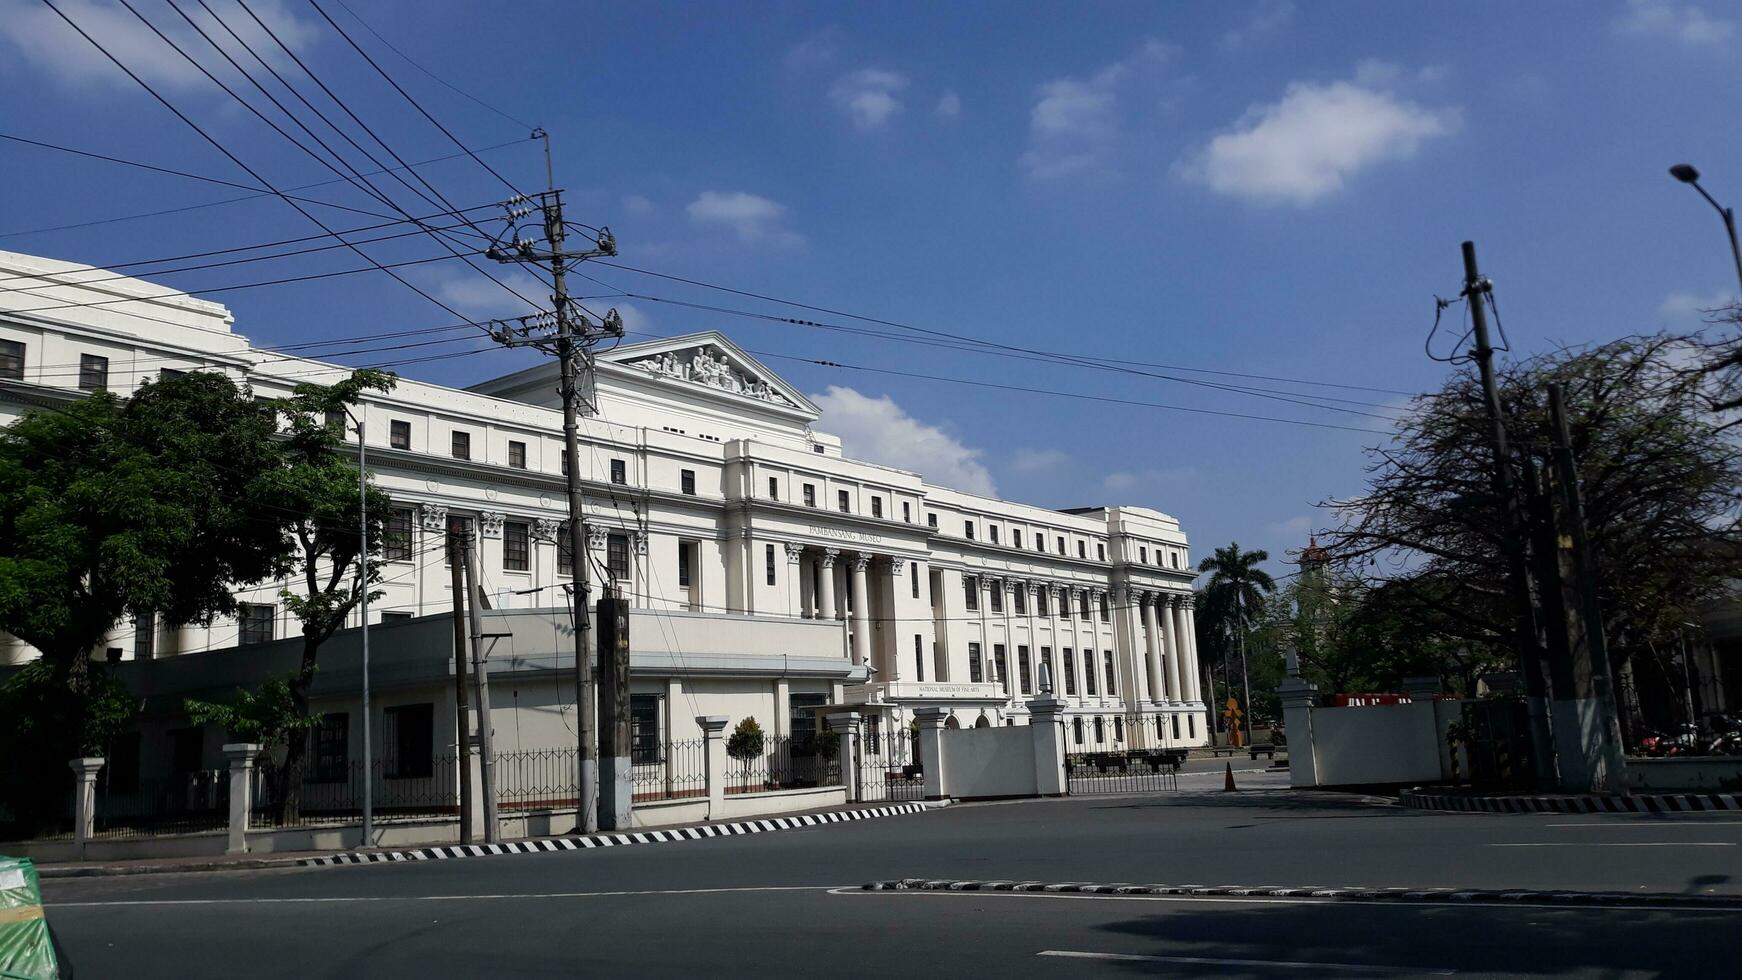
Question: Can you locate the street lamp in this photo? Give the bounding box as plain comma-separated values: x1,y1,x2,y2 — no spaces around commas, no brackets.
1669,163,1742,294
343,405,373,847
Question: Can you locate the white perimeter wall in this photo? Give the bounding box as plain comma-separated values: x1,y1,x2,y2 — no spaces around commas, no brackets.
938,725,1038,799
1310,701,1452,787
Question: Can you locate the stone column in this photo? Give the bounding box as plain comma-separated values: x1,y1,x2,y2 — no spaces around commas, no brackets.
1092,587,1110,700
784,543,805,618
222,743,261,855
849,553,873,667
1141,592,1166,705
1026,697,1068,796
818,549,839,621
631,530,651,608
1166,595,1187,705
914,707,949,801
1181,596,1203,703
827,712,861,802
884,558,908,679
69,757,104,860
1278,649,1319,788
697,715,728,821
1020,580,1038,698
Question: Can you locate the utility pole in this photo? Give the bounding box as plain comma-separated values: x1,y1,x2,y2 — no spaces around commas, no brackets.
351,408,373,847
483,131,619,834
597,586,632,829
461,536,500,843
1547,383,1628,793
447,527,473,843
1461,241,1557,787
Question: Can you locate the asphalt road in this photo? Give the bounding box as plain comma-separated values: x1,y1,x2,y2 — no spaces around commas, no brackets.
40,780,1742,978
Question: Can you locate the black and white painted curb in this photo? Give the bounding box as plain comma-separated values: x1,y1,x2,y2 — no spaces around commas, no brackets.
300,801,937,867
861,878,1742,910
1402,788,1742,815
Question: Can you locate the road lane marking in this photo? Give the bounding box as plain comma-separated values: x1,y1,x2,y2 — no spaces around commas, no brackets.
1544,821,1742,827
1038,949,1454,974
1489,842,1737,847
829,887,1742,914
48,884,844,909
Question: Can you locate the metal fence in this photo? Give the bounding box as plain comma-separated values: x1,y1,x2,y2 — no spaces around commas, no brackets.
632,739,708,803
860,728,923,802
726,735,839,795
1065,750,1183,795
250,755,462,830
94,770,230,839
495,747,578,811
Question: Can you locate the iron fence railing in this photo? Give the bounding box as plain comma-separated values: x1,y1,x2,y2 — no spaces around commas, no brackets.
725,735,840,794
94,770,230,839
632,738,708,803
250,755,462,829
1065,750,1183,794
860,729,923,801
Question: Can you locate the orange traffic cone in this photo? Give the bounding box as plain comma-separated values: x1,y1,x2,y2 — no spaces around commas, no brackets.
1223,762,1237,792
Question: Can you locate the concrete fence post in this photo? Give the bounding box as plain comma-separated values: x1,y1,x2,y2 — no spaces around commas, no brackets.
221,743,262,855
913,708,949,802
464,739,487,843
68,757,104,860
826,713,861,803
1026,697,1069,796
697,716,728,821
1278,674,1320,789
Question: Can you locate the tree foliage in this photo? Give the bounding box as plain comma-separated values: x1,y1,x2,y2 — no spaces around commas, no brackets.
184,675,320,749
1195,543,1277,718
1320,334,1742,718
726,716,766,762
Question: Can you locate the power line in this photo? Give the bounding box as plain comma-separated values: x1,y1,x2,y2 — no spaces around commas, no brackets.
327,0,536,132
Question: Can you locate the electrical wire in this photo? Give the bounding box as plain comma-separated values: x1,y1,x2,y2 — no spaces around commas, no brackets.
327,0,536,132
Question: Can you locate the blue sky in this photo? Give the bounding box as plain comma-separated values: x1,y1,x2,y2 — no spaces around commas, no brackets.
3,0,1741,578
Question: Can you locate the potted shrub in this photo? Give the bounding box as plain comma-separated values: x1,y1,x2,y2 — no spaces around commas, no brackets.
726,717,765,792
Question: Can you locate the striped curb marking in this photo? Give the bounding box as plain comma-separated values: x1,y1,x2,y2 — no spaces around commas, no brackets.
859,878,1742,909
1401,789,1742,815
300,801,935,866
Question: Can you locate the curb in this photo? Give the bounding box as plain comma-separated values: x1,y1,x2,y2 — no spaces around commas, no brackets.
1401,788,1742,815
302,801,938,867
38,855,311,880
860,877,1742,910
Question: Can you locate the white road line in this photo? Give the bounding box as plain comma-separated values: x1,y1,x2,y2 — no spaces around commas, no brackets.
827,886,1740,914
1038,949,1455,974
48,884,843,909
1544,821,1742,828
1489,842,1737,847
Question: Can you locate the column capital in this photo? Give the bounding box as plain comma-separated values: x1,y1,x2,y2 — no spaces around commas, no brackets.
222,743,263,767
851,552,873,573
1091,586,1107,600
784,541,805,563
68,757,105,778
696,714,729,736
631,530,650,556
584,524,610,549
533,517,560,542
913,706,950,730
820,548,841,569
826,711,862,734
887,556,908,576
1181,594,1196,610
418,502,448,530
478,511,505,539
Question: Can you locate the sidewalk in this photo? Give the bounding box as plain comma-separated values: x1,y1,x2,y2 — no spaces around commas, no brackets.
24,798,943,879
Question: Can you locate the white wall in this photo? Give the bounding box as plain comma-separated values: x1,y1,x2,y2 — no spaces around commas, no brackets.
1310,701,1446,787
937,725,1039,799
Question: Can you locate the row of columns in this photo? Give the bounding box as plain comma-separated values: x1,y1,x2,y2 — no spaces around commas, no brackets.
789,546,884,667
1135,590,1203,705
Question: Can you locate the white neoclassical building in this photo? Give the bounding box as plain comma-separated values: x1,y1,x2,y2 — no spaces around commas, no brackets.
0,249,1210,756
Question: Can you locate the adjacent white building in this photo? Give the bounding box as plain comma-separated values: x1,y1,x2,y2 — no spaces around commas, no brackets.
0,249,1210,755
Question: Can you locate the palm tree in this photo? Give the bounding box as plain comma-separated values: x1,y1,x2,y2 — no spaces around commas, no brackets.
1198,543,1276,744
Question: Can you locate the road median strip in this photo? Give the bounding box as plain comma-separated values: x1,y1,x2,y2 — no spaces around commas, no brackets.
859,877,1742,909
1401,788,1742,815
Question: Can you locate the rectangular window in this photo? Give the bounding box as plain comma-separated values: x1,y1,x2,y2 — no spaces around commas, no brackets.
914,634,925,683
871,496,883,518
994,644,1008,689
837,489,850,513
79,353,109,391
902,501,911,523
170,728,203,774
557,521,574,575
1140,546,1148,564
238,604,274,645
963,575,978,611
910,562,920,599
1013,586,1026,615
159,367,185,380
1187,716,1194,738
1057,536,1065,553
790,693,827,754
310,713,349,782
768,476,779,500
1013,529,1023,549
1073,717,1084,746
608,533,630,580
968,642,983,683
1077,540,1087,559
865,715,882,754
1018,646,1032,695
133,611,155,660
390,419,411,450
964,520,975,540
1097,542,1106,561
451,431,470,460
0,339,23,381
680,469,696,495
561,450,570,476
1114,717,1124,741
1063,649,1077,696
324,408,346,435
610,459,627,485
382,612,412,623
1037,534,1046,553
765,543,776,586
927,513,938,528
990,525,1000,545
1061,590,1072,619
1036,589,1049,616
508,440,526,469
803,483,816,507
385,507,414,561
990,584,1003,614
677,541,692,588
1104,650,1117,696
383,703,434,779
1040,647,1054,694
1174,715,1183,740
630,694,661,764
503,521,530,571
1099,593,1110,622
1085,651,1099,695
1080,592,1092,619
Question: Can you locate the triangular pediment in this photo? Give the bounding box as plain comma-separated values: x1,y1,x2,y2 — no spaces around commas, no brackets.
598,331,817,416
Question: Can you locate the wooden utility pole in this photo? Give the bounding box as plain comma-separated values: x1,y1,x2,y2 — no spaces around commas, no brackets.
597,588,632,830
447,528,473,843
461,536,500,843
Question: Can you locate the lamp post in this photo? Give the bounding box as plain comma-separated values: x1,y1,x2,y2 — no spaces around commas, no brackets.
344,405,372,846
1669,163,1742,294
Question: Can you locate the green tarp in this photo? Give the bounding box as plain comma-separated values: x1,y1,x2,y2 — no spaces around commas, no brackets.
0,857,59,980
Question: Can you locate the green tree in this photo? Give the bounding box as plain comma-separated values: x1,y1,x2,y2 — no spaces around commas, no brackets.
184,675,320,750
726,716,766,789
0,374,292,685
1196,543,1277,731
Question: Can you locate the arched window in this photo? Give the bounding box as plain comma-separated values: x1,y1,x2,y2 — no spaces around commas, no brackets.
974,715,991,729
945,715,961,730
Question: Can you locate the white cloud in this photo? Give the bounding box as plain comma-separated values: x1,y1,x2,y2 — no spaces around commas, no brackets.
830,68,908,131
685,190,805,246
1177,70,1458,206
785,26,843,73
1020,39,1178,180
430,269,546,318
1220,0,1294,50
1660,290,1739,321
1613,0,1734,45
811,386,996,495
935,89,961,119
0,0,317,93
1100,466,1198,497
1010,447,1069,473
621,194,655,217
